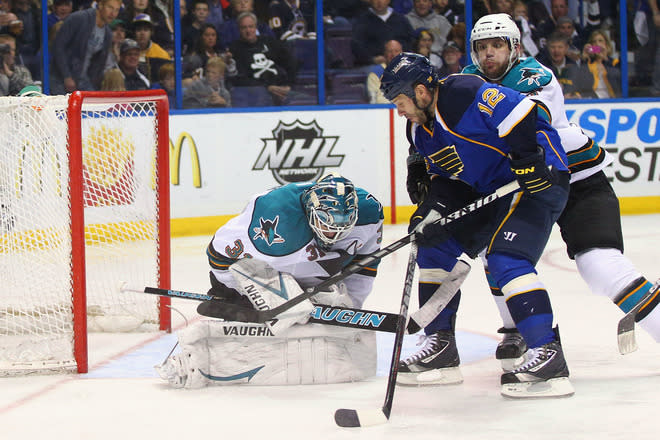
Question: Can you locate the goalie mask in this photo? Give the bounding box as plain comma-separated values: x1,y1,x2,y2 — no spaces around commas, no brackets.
302,174,358,250
470,13,521,81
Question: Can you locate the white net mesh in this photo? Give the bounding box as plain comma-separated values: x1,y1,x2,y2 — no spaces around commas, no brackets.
0,94,167,375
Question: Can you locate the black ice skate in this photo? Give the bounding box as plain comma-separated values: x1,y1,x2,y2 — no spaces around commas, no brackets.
495,327,527,371
500,338,574,398
397,330,463,386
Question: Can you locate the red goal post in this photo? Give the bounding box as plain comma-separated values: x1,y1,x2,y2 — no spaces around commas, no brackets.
0,90,171,375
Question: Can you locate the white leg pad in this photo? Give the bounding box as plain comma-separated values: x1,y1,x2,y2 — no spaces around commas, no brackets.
157,320,376,388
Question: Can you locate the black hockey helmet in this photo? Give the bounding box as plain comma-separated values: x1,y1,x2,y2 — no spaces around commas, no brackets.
380,52,440,101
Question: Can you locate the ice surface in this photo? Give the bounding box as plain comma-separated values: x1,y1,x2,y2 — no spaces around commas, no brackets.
2,216,660,440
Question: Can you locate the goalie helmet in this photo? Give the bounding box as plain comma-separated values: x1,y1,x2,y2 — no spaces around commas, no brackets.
302,174,358,250
470,13,521,80
380,52,439,102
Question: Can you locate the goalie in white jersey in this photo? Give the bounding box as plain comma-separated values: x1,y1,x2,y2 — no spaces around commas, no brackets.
157,173,385,388
456,13,659,369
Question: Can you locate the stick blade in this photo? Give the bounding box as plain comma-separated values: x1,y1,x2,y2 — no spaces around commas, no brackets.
617,316,638,354
334,408,389,428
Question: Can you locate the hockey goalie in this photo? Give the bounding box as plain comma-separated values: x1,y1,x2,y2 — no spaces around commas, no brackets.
156,174,385,388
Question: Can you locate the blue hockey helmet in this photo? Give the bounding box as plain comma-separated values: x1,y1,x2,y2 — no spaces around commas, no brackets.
380,52,439,102
301,173,358,250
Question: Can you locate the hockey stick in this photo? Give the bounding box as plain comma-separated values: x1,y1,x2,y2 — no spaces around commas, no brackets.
617,281,660,354
334,241,418,428
205,179,521,324
123,286,400,333
406,259,471,334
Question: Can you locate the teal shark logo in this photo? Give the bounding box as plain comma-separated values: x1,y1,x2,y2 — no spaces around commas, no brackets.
199,365,265,382
253,216,285,246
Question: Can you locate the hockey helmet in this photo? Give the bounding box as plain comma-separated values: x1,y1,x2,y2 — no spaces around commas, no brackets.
470,13,521,80
301,173,358,250
380,52,439,102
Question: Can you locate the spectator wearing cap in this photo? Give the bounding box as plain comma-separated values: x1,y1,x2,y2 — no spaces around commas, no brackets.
133,13,171,82
438,39,462,76
50,0,120,94
107,19,127,68
47,0,73,31
412,28,441,67
406,0,451,61
117,38,150,90
119,0,169,48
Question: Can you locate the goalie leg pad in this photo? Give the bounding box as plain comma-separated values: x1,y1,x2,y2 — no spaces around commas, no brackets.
157,320,377,388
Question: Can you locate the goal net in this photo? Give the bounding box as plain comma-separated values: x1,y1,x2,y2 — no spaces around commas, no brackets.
0,91,171,375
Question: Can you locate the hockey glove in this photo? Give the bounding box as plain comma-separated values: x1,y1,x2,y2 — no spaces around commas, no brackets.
408,197,450,247
406,151,430,204
509,146,555,194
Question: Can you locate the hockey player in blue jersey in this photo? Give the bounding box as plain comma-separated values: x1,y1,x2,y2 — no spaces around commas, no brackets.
156,174,386,388
457,13,660,369
380,52,573,397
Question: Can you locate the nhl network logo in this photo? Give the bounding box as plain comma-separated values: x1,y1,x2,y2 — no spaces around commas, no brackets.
253,120,344,184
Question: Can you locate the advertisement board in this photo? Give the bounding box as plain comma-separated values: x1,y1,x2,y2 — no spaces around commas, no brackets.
169,101,660,232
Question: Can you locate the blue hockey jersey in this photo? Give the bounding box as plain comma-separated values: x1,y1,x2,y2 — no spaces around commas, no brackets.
409,73,568,194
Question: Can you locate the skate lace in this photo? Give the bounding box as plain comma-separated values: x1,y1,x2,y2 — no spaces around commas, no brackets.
510,346,551,374
402,333,440,366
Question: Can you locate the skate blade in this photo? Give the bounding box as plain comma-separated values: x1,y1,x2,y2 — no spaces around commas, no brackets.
397,367,463,386
617,328,638,355
501,377,574,399
499,356,525,372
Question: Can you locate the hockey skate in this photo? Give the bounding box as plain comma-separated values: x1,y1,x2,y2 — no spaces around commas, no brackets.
495,327,527,372
397,330,463,386
500,339,574,398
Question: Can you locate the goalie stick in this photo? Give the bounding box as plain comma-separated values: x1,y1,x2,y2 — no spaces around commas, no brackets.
205,180,522,324
124,286,400,333
334,242,418,428
617,280,660,354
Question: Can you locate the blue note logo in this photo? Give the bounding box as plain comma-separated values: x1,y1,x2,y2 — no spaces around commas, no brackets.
253,120,345,184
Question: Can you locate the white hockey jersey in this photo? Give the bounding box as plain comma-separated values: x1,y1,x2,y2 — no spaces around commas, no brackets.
207,183,384,308
464,57,613,182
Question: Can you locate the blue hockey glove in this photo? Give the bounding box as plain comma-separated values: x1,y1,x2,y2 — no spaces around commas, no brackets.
408,198,450,247
509,147,555,194
406,151,430,205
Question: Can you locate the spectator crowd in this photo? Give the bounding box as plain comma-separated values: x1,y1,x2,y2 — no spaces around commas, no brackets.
0,0,657,106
